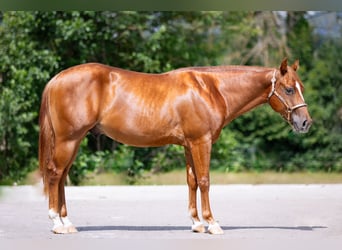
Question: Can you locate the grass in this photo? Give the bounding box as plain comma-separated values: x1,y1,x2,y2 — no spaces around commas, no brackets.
8,169,342,186
79,169,342,185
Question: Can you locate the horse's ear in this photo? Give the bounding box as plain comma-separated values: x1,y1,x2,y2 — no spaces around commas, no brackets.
292,59,299,71
280,58,288,75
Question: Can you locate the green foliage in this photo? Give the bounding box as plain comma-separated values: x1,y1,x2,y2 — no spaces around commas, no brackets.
0,12,59,183
0,11,341,185
302,38,342,172
70,139,185,185
211,128,245,172
225,12,341,173
0,87,37,182
286,12,315,70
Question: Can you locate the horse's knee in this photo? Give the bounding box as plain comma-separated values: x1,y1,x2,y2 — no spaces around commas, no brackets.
187,176,198,190
47,165,63,186
187,168,198,189
198,177,209,192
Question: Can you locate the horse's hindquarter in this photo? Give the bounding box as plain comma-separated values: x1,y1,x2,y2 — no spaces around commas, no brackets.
48,64,108,141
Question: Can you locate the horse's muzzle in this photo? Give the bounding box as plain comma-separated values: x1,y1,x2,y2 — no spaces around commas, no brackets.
292,115,313,133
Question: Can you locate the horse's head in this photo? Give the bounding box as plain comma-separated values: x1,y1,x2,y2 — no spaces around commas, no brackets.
268,58,312,133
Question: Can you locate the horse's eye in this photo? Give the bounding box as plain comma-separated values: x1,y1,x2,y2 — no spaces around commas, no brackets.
285,87,294,95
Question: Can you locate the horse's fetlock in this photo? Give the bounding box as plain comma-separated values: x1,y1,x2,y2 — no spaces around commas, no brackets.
48,209,59,219
202,211,212,221
189,207,198,219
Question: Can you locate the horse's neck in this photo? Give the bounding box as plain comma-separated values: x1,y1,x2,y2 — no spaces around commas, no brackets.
217,68,275,124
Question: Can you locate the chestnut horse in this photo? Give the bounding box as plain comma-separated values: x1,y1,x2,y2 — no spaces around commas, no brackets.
39,58,312,234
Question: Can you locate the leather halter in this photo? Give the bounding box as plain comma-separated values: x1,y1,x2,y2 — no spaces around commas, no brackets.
268,70,307,122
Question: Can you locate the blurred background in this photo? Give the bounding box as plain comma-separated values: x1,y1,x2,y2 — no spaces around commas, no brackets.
0,11,341,185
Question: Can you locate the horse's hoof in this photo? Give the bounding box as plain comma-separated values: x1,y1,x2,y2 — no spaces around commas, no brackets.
52,226,69,234
52,225,78,234
66,225,78,233
208,222,224,235
191,221,206,233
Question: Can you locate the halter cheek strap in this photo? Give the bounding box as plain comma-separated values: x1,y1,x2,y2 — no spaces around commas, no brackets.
268,70,307,122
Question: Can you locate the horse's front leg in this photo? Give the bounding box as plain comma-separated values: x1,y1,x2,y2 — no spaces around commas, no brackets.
188,141,224,235
185,148,205,233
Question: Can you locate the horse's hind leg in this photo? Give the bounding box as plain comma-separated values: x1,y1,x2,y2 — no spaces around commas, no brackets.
48,139,80,234
59,165,78,233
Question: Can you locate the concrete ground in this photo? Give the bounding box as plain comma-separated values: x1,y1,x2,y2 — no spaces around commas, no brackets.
1,185,342,248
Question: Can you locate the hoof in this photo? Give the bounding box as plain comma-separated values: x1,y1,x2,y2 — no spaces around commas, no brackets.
66,225,78,233
208,222,224,235
52,225,78,234
191,221,206,233
52,225,69,234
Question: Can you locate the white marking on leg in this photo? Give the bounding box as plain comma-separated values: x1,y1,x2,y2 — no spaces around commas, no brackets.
61,217,72,227
191,221,206,233
188,167,193,176
208,221,224,235
296,81,305,102
62,216,78,233
48,209,63,230
192,221,204,230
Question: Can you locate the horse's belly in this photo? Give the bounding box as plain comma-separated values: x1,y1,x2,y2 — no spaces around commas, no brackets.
98,116,184,147
102,127,182,147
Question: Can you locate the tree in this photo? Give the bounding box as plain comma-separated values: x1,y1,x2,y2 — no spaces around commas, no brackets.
0,12,59,183
301,38,342,171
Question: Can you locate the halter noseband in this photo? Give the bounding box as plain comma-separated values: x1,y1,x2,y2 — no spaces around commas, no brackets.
267,70,307,122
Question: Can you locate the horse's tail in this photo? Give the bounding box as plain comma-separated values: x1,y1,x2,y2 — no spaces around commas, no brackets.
38,84,54,195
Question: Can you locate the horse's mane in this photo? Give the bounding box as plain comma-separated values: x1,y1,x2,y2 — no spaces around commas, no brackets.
171,65,273,74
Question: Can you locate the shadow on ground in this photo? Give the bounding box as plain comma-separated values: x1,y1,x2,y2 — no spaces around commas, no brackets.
77,225,327,232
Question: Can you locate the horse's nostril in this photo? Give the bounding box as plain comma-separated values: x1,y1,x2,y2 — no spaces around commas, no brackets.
302,120,307,128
